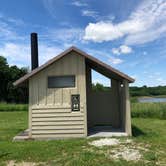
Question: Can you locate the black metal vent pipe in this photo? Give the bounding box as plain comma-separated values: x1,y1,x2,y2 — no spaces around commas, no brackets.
31,33,39,70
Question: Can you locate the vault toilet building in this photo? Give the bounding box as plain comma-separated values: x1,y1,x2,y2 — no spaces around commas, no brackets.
14,33,134,139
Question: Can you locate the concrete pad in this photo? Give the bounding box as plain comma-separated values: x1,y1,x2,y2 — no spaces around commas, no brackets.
88,126,128,137
13,129,30,141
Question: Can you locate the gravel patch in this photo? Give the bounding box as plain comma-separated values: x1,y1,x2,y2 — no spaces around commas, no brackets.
111,147,141,161
90,138,142,161
7,160,45,166
89,138,120,147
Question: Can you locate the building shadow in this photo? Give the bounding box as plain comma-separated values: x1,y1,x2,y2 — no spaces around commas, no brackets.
132,125,145,137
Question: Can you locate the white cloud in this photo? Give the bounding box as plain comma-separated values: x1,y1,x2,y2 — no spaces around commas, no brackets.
82,10,115,22
0,43,29,67
0,42,63,67
0,13,26,42
84,0,166,45
112,48,120,55
86,48,123,66
120,45,132,54
71,1,88,7
108,57,123,65
112,45,133,55
0,13,84,67
81,10,98,19
84,21,123,42
42,28,84,46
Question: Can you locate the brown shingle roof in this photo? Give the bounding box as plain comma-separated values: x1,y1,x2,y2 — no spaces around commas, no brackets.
13,46,135,86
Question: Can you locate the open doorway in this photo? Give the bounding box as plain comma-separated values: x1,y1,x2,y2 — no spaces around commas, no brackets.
86,64,121,136
91,69,111,88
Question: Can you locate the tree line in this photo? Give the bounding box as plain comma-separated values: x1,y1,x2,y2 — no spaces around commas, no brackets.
130,85,166,97
0,56,28,103
92,83,166,97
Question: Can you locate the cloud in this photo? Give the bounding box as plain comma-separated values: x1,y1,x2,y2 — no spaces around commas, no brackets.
0,13,26,42
0,42,63,67
108,57,123,65
112,45,133,55
42,0,59,19
81,10,98,19
0,13,84,67
0,43,29,67
82,9,115,22
86,48,123,65
71,1,88,7
42,27,84,46
84,0,166,45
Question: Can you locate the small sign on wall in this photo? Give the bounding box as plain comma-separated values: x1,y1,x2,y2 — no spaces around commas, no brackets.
71,94,80,111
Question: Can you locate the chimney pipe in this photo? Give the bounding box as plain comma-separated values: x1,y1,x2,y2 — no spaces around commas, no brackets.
31,33,39,70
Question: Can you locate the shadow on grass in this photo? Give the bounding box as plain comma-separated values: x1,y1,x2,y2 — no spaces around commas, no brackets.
132,125,146,137
0,151,10,158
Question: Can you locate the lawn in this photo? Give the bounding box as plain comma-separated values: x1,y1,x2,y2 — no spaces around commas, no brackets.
0,106,166,165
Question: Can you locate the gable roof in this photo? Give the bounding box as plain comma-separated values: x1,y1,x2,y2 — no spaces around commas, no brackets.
14,46,134,86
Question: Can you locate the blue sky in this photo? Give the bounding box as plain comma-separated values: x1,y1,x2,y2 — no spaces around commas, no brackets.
0,0,166,87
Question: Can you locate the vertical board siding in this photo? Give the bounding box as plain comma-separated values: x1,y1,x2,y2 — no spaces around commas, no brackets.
29,52,86,138
38,71,47,105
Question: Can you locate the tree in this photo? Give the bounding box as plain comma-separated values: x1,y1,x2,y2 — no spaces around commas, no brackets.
7,66,28,103
92,83,111,91
0,56,28,103
0,56,10,101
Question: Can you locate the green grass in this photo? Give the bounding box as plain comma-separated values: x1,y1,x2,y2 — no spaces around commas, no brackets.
130,97,138,103
131,102,166,119
0,103,28,112
0,110,166,165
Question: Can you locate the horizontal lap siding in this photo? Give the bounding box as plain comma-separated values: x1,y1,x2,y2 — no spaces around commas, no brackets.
31,108,85,137
32,134,84,139
29,52,87,138
32,126,84,130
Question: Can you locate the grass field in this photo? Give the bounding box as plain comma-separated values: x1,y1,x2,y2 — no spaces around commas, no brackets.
0,103,166,165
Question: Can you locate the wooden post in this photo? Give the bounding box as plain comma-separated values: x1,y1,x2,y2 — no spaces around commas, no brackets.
111,79,120,128
85,63,92,135
122,80,132,136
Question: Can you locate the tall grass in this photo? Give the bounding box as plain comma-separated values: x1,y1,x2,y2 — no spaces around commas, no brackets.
0,103,28,112
131,102,166,119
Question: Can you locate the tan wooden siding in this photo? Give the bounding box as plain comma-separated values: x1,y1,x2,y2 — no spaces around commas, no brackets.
31,134,84,139
29,52,87,138
32,121,84,126
31,108,85,137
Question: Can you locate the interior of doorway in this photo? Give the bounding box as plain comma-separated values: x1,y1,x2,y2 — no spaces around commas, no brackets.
86,68,114,135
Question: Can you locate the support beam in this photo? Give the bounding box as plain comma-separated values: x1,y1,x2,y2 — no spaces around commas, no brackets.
111,79,120,128
86,64,92,129
122,80,132,136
